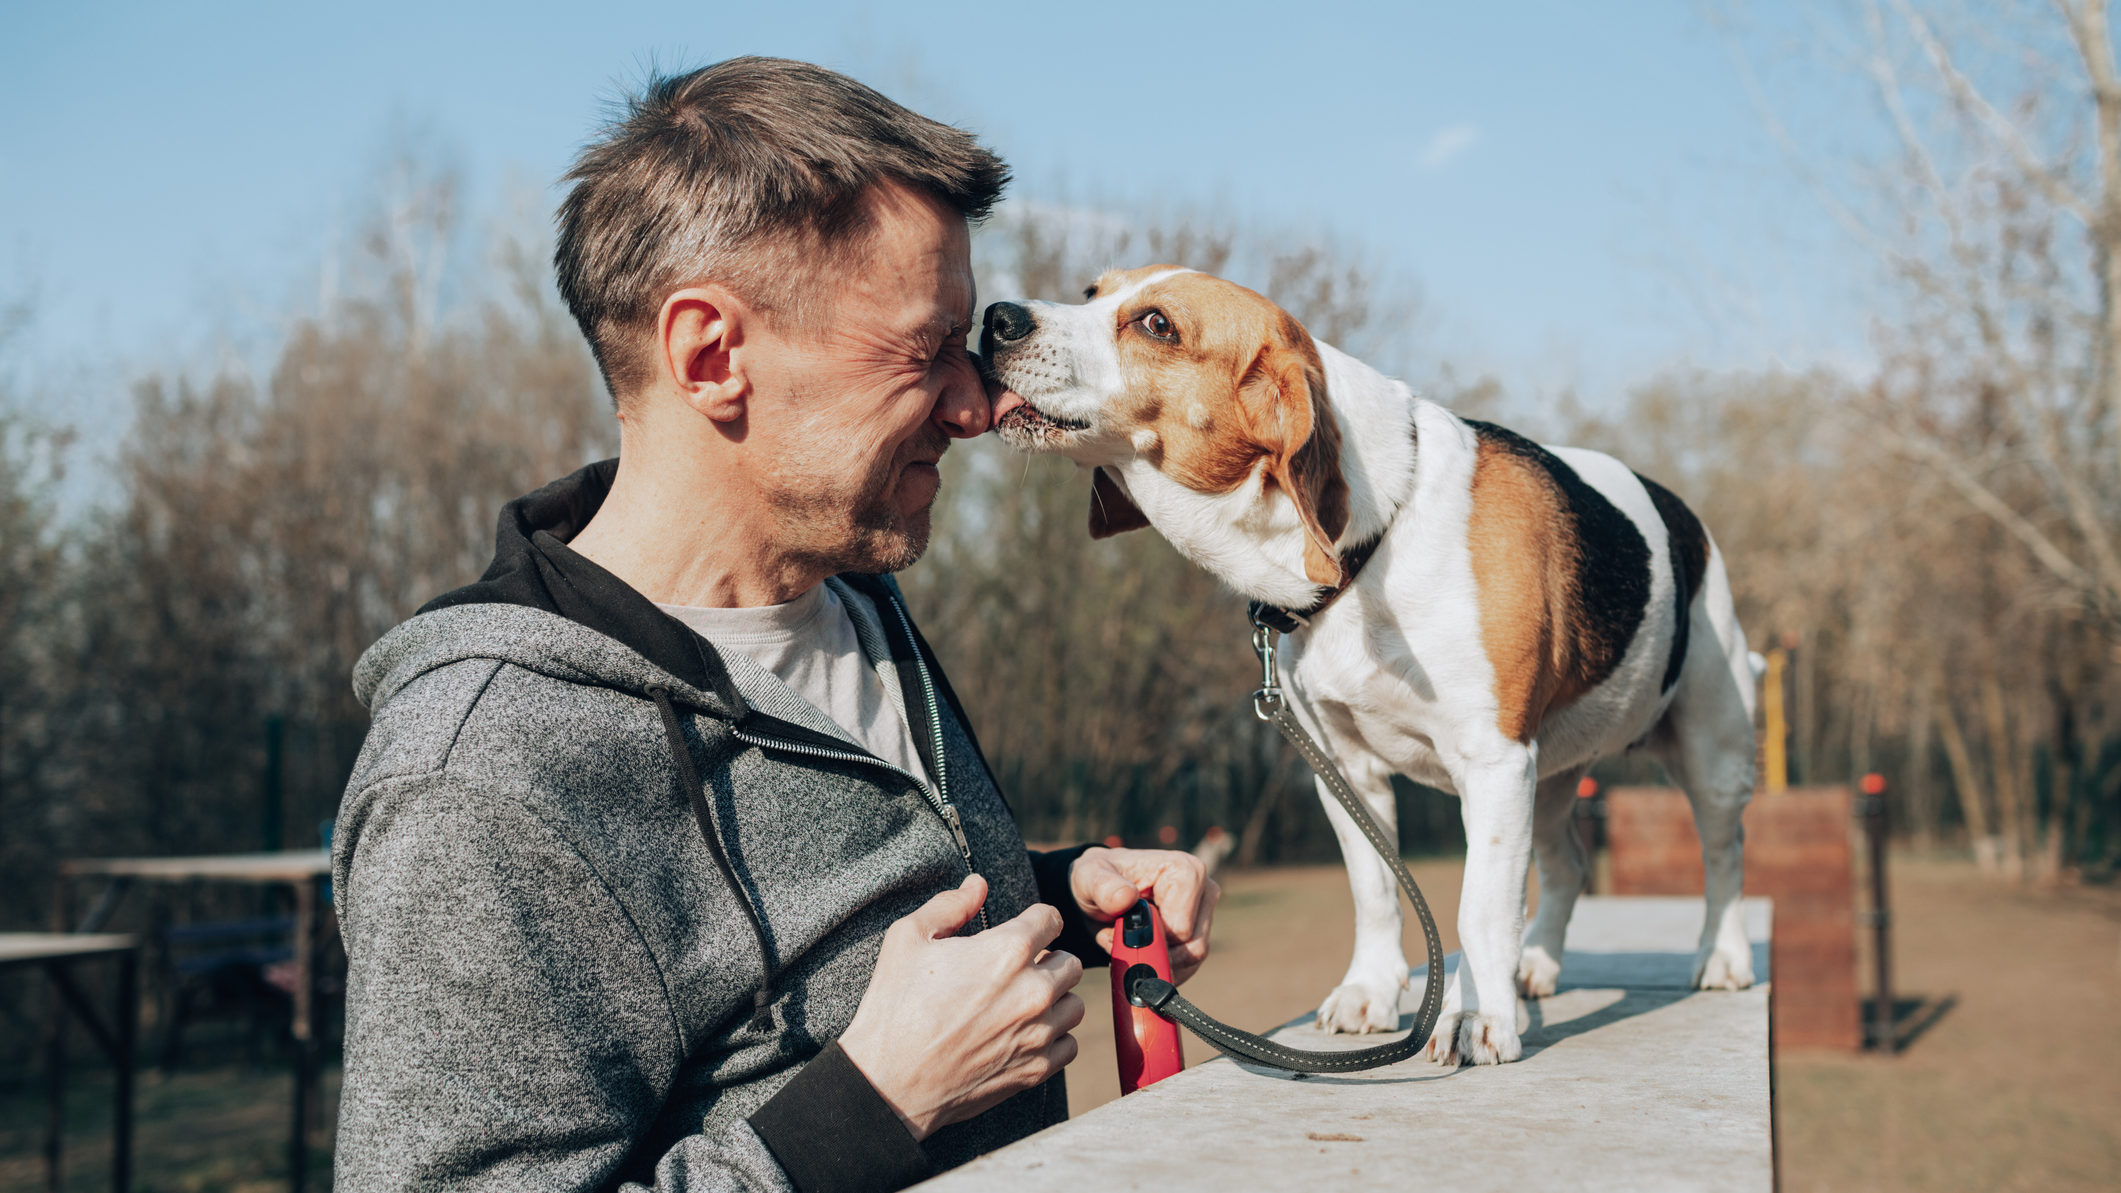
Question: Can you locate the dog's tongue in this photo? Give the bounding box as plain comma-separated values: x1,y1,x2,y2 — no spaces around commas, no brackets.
990,389,1027,422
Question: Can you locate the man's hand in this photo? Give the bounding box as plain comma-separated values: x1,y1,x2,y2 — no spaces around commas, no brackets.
1068,847,1221,984
838,875,1083,1142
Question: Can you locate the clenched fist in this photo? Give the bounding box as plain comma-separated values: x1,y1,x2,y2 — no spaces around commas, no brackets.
838,875,1084,1140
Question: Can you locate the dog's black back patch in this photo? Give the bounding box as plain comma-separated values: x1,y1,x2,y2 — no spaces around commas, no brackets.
1465,421,1651,694
1636,474,1708,692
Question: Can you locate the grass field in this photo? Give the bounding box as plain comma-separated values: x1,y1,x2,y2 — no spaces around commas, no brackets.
4,852,2115,1191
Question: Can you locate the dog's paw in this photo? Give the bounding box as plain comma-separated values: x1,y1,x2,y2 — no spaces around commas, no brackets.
1456,1011,1523,1065
1517,945,1562,999
1317,978,1404,1035
1419,1011,1522,1066
1692,944,1755,990
1419,1011,1466,1065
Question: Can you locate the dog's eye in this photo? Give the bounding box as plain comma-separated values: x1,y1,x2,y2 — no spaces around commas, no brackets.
1138,310,1177,342
1083,284,1099,300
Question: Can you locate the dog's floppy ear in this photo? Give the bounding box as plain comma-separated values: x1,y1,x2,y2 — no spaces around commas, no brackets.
1088,466,1152,539
1240,320,1350,586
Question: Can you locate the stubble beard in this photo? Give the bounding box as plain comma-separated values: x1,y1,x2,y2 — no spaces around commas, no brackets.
765,424,950,577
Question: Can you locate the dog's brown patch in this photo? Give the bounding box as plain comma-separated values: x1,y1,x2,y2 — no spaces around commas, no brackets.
1466,422,1651,742
1088,269,1351,584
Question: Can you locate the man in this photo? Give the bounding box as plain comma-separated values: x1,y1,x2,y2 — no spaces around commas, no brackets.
331,58,1219,1192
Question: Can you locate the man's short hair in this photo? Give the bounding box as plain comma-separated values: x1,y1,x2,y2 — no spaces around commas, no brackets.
556,57,1010,401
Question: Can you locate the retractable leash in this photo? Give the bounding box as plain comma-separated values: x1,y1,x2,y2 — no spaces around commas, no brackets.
1111,606,1449,1091
1109,900,1185,1093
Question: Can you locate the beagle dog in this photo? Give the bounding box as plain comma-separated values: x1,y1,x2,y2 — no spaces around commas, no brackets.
981,267,1759,1066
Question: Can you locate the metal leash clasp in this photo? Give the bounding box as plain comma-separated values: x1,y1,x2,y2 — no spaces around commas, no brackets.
1251,618,1283,720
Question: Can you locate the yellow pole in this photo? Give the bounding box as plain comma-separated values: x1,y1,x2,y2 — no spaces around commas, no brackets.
1762,647,1788,794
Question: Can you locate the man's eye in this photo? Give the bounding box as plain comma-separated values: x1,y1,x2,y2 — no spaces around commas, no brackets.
1138,310,1176,342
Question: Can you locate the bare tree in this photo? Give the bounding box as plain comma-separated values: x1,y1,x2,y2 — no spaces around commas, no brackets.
1737,0,2121,630
1715,0,2121,876
0,329,80,920
0,157,616,929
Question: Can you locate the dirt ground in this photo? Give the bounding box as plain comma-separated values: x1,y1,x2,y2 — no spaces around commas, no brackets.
1773,855,2121,1193
5,852,2116,1191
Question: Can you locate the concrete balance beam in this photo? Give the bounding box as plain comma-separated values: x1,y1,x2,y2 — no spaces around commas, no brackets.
917,896,1774,1193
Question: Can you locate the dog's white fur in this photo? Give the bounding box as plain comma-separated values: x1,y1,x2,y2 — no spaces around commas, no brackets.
986,269,1760,1066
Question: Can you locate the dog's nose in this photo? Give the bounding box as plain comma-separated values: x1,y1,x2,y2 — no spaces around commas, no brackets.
983,302,1036,344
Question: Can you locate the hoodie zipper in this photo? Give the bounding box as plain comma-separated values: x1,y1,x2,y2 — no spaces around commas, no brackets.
727,586,987,931
883,591,955,826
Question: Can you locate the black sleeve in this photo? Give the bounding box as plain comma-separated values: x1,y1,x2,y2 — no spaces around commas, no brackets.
1027,843,1112,968
747,1042,931,1193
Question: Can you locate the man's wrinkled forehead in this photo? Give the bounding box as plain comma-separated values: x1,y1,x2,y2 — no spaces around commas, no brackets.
840,183,976,343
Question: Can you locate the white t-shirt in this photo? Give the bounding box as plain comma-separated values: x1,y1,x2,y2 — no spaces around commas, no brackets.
657,582,930,784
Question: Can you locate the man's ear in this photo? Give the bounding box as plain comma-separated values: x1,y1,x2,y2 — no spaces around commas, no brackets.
659,286,749,421
1088,466,1152,539
1240,328,1350,586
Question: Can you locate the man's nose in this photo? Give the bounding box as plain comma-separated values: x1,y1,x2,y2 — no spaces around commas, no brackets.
933,352,993,439
980,302,1036,355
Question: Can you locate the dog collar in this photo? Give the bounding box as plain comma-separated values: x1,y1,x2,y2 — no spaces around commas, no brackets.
1247,532,1384,635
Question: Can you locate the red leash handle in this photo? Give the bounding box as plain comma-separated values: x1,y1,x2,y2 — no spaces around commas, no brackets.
1109,898,1185,1093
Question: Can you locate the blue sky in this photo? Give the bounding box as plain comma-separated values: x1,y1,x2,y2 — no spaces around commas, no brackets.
1,0,1873,453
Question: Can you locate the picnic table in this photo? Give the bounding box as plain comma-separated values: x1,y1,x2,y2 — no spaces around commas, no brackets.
58,850,335,1193
2,932,138,1193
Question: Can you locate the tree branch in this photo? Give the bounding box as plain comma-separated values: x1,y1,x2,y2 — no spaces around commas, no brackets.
1889,0,2097,225
1877,412,2109,604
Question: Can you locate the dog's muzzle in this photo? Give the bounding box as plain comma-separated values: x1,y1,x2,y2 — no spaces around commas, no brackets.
981,302,1089,446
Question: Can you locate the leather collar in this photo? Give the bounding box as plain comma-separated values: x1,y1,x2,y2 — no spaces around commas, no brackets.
1247,532,1384,635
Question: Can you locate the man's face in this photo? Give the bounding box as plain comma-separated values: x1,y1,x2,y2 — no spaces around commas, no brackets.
742,183,988,575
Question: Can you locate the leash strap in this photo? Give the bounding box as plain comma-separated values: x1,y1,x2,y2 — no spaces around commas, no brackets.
1123,607,1448,1073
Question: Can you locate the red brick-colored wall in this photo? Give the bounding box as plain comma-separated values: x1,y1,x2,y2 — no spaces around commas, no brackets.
1605,785,1861,1051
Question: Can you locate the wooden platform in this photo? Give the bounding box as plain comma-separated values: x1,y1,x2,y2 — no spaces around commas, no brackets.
916,896,1775,1193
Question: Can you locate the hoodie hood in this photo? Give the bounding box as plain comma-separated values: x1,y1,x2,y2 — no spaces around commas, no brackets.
432,460,750,694
354,458,976,774
356,459,752,715
352,601,740,717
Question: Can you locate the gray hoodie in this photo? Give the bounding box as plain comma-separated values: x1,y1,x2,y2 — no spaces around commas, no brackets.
331,462,1102,1193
